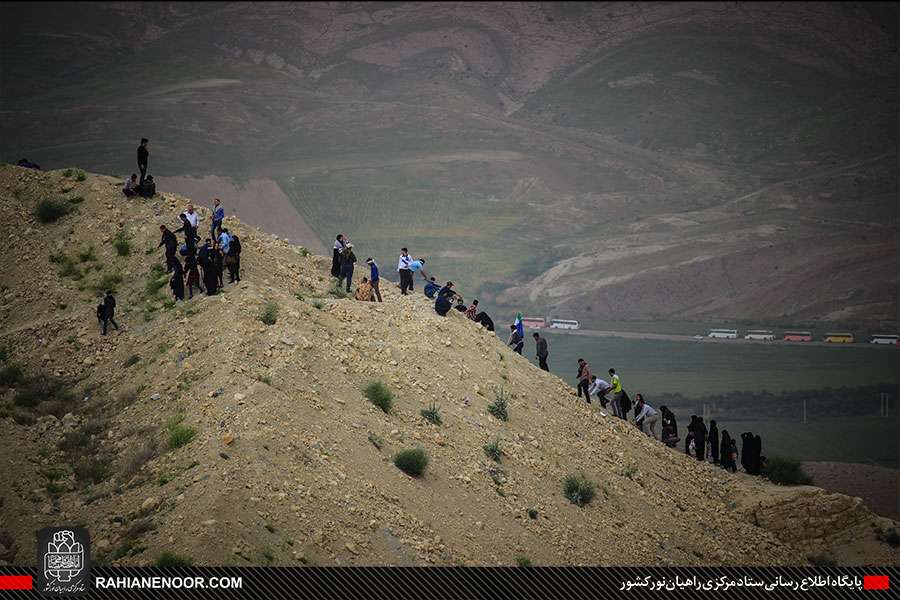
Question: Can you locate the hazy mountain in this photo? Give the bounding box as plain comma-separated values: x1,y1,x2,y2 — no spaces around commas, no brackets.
2,1,898,326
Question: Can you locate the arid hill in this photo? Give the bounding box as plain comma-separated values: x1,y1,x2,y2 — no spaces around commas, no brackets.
0,165,897,567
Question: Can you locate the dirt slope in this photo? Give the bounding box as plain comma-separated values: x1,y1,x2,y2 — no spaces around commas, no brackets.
0,165,897,567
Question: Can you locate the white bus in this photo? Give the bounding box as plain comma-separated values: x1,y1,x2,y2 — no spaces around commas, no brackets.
868,334,899,345
744,329,775,341
549,319,580,330
707,328,738,339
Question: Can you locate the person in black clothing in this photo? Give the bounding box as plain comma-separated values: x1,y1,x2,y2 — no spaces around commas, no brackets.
438,281,455,298
213,243,225,288
694,416,707,461
137,138,149,186
720,430,736,472
331,234,345,278
474,312,494,331
198,239,211,284
752,434,763,475
508,325,524,355
158,225,178,273
686,415,697,456
227,233,242,282
185,249,203,298
203,248,218,296
170,260,185,301
434,293,452,316
174,213,200,253
708,419,720,464
660,406,679,448
101,291,119,335
533,332,549,371
454,297,467,312
338,244,357,292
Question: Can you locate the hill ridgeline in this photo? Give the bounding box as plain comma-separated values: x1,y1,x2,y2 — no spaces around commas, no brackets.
0,164,896,567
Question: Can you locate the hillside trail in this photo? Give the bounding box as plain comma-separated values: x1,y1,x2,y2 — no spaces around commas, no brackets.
0,164,897,567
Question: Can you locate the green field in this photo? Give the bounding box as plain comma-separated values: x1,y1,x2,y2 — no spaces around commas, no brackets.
711,417,899,469
533,332,900,397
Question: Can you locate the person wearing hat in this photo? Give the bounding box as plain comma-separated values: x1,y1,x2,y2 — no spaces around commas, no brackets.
438,281,455,298
339,243,357,293
365,257,382,302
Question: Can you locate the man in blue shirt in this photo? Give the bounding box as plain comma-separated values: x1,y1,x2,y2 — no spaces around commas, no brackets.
423,277,441,298
365,257,382,302
211,198,225,239
217,228,231,255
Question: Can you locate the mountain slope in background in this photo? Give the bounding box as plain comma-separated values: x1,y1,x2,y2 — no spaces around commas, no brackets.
1,2,897,326
0,165,897,566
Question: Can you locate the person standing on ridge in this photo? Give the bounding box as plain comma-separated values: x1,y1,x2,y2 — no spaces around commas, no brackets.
227,231,241,283
332,234,345,278
533,332,549,371
398,248,413,295
576,358,592,403
365,257,383,302
508,325,524,355
137,138,149,186
211,198,225,239
694,416,708,462
339,243,357,293
708,419,720,464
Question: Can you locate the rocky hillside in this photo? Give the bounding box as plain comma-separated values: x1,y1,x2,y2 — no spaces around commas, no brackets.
2,2,897,326
0,165,897,567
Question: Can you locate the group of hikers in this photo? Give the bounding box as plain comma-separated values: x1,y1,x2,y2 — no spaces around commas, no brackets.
158,200,241,301
93,143,770,478
571,357,765,473
95,139,245,336
330,236,501,334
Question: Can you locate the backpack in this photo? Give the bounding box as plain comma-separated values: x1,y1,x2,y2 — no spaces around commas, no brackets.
620,390,632,415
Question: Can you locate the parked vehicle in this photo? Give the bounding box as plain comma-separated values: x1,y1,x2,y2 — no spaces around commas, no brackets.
823,332,855,343
744,329,775,341
868,334,899,345
707,328,738,339
783,331,813,342
549,319,580,330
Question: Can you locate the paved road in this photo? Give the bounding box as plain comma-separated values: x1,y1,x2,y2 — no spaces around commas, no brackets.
545,328,898,349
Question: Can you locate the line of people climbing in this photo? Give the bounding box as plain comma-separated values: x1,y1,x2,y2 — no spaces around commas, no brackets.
570,356,765,474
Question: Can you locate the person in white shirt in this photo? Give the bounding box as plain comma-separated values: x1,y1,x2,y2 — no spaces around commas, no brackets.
633,394,658,439
587,375,611,407
397,247,413,295
184,204,200,229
